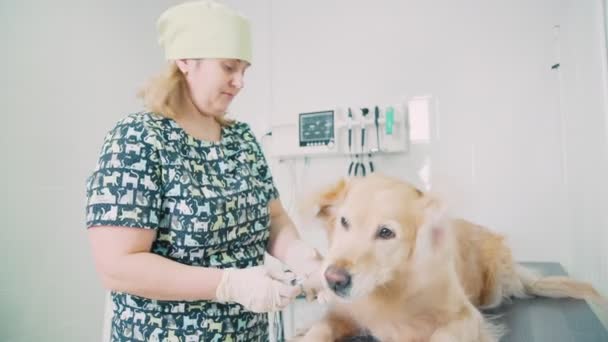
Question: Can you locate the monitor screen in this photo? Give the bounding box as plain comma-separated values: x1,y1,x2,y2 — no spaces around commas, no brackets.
299,110,334,147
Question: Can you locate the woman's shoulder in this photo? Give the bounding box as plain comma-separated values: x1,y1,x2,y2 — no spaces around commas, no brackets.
114,111,167,132
227,120,257,141
227,120,250,133
103,111,168,148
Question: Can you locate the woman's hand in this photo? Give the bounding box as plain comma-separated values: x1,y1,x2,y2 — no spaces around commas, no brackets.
215,265,300,313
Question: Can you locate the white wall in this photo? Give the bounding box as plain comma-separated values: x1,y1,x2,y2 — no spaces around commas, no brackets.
558,0,608,296
1,0,607,341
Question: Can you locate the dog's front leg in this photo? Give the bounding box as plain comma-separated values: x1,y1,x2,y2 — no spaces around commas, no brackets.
291,310,359,342
429,309,498,342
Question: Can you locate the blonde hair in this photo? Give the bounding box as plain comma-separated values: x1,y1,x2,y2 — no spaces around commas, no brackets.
138,62,233,126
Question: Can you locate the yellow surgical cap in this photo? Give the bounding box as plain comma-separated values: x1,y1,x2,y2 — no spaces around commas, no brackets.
157,1,252,64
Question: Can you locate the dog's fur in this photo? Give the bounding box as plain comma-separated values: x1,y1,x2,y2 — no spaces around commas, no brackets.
296,174,605,342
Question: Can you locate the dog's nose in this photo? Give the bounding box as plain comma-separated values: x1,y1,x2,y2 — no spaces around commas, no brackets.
324,265,352,294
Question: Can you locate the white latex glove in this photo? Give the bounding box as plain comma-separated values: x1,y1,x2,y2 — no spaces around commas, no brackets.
215,266,300,313
283,239,328,302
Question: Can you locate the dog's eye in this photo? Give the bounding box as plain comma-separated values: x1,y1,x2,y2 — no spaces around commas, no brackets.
340,217,350,230
376,226,395,240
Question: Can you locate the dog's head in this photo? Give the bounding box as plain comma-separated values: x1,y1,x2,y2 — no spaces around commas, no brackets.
312,174,453,301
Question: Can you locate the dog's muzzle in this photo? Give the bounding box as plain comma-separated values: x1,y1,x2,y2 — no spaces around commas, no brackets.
324,265,352,297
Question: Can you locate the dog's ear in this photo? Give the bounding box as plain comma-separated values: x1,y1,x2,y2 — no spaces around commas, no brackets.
316,178,350,221
413,194,451,260
299,178,350,228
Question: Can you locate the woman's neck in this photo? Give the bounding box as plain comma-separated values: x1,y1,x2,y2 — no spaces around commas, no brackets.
175,101,222,142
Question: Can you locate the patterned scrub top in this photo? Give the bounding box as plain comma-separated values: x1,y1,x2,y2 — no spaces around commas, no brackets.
85,112,279,342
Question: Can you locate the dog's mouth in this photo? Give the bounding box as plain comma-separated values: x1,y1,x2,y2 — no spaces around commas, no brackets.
329,284,352,298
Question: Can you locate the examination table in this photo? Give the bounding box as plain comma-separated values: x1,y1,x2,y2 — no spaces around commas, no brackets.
341,262,608,342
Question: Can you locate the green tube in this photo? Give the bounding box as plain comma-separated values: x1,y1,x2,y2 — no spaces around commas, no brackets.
385,106,395,135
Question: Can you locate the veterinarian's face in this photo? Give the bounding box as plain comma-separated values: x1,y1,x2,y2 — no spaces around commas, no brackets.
318,175,423,300
176,58,249,116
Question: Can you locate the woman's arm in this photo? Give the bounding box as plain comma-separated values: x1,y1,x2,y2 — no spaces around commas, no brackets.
266,199,326,300
88,226,222,301
266,199,301,262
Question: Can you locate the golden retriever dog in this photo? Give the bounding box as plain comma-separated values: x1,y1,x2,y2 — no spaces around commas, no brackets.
296,174,604,342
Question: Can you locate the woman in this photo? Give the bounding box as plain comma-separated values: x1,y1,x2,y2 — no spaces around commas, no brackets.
86,1,322,340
